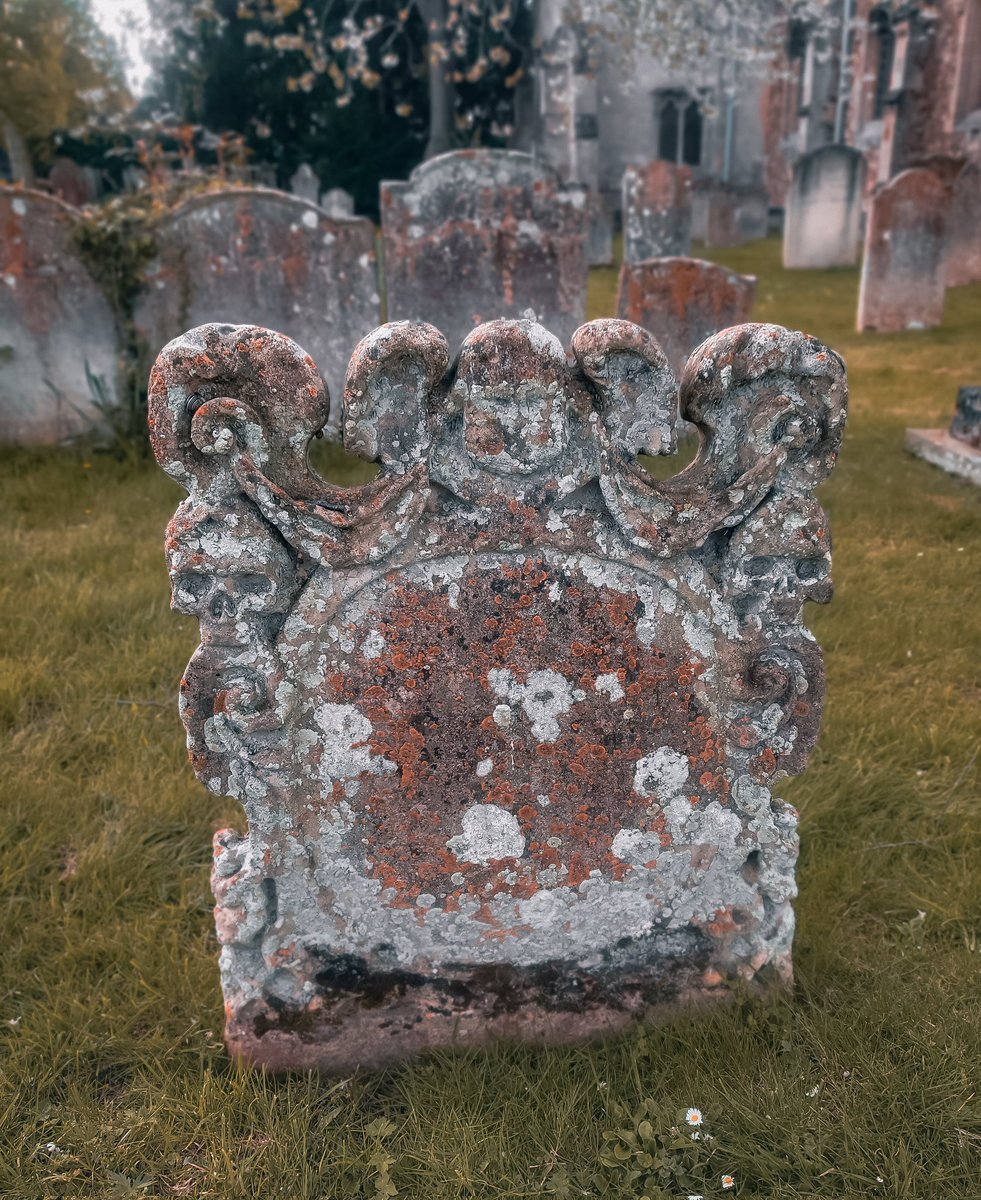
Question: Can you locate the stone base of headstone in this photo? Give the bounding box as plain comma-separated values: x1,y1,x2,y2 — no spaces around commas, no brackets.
905,429,981,486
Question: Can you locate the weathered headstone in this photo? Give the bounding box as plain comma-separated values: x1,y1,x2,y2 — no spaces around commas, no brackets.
380,150,589,351
151,314,846,1073
857,168,949,332
134,188,379,426
945,163,981,288
701,184,769,249
48,157,98,208
906,385,981,486
289,163,320,205
321,187,355,219
783,145,866,269
0,187,120,445
622,162,692,262
616,256,757,377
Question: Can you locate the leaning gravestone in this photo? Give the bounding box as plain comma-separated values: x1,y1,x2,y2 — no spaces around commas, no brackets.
622,162,692,262
151,313,846,1072
134,188,379,426
380,150,588,351
0,187,120,444
906,385,981,486
783,144,866,269
857,168,949,332
945,163,981,287
616,257,757,377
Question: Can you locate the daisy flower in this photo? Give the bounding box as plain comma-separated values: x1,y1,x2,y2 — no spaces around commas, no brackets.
722,1173,736,1189
685,1107,704,1127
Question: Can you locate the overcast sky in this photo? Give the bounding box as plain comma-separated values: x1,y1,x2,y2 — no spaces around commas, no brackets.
90,0,153,94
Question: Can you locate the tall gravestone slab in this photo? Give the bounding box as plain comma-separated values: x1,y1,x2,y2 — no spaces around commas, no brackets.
289,164,321,205
0,188,120,445
622,162,692,262
857,168,949,332
380,151,589,351
783,145,866,269
151,314,846,1072
616,257,757,378
945,163,981,287
587,191,614,266
134,188,379,426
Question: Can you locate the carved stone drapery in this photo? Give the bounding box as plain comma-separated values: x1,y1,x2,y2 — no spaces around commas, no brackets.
151,316,846,1073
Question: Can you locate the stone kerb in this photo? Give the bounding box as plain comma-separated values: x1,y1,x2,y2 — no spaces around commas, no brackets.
0,187,121,445
622,161,692,262
380,150,589,351
616,256,757,378
906,385,981,486
133,188,380,426
783,145,866,269
857,168,950,332
945,163,981,287
151,313,847,1073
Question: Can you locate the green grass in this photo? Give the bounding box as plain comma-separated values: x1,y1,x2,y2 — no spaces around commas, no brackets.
1,236,979,1199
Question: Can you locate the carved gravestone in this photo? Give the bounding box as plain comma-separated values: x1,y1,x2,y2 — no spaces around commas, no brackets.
152,315,846,1073
945,163,981,288
0,187,120,445
134,188,379,428
380,150,589,352
622,162,692,262
616,257,757,378
857,169,949,332
906,385,981,486
783,145,866,269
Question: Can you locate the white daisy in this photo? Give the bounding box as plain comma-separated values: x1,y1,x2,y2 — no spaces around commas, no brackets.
685,1107,704,1127
722,1173,736,1189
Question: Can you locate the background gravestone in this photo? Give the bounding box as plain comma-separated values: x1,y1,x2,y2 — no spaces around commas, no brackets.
783,145,866,269
48,157,99,208
857,168,949,332
701,184,769,249
944,163,981,287
151,314,846,1073
134,188,379,425
616,256,757,377
622,161,692,262
289,163,320,205
906,385,981,486
0,187,120,445
380,150,589,350
321,187,355,219
587,191,614,266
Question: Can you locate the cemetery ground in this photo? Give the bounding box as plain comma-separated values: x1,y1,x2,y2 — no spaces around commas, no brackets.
1,237,979,1200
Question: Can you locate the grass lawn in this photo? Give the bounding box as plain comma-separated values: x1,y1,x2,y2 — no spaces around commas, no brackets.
1,236,979,1199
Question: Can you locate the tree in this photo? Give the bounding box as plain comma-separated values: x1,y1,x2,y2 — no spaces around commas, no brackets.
243,0,534,159
0,0,128,183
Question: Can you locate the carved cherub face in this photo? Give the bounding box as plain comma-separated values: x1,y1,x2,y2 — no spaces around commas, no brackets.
726,496,832,626
343,377,429,467
168,510,295,646
455,321,570,475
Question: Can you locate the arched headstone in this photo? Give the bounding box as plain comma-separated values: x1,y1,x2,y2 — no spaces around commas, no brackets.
617,257,757,377
0,187,120,445
134,188,379,424
380,150,589,350
857,168,949,331
784,145,866,269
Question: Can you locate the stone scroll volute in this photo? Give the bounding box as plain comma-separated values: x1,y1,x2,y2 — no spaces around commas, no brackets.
151,316,846,1073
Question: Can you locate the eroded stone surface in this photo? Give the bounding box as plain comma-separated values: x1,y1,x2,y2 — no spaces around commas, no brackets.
622,162,692,262
857,169,949,332
0,187,121,444
380,151,589,351
134,188,379,426
152,315,847,1072
616,257,756,378
784,145,866,269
